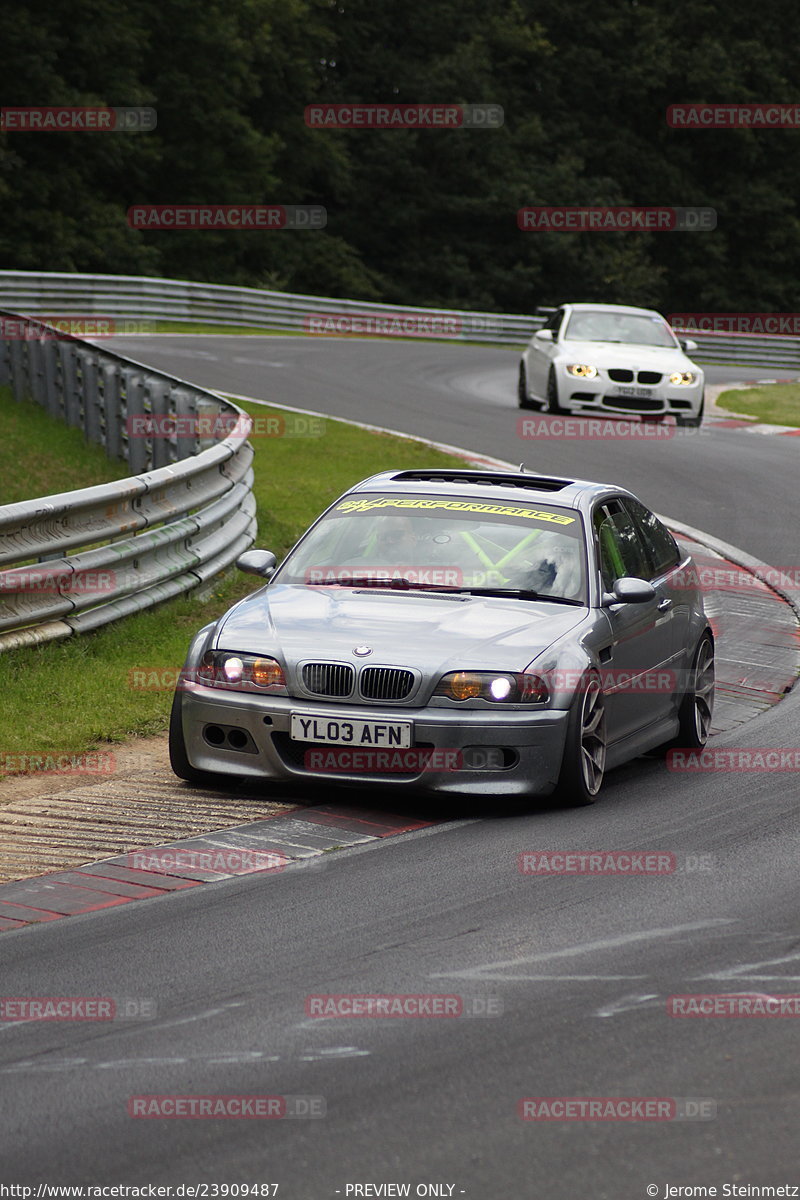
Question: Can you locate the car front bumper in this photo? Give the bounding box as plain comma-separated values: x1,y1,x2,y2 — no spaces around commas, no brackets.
556,365,703,418
180,684,570,796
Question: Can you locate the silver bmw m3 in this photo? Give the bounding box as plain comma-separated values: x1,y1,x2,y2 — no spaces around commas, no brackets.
169,468,714,805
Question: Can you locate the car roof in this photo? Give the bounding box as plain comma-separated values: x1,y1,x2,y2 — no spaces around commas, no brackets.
562,303,665,319
344,468,632,516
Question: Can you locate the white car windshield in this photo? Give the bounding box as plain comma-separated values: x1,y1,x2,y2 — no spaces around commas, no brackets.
564,311,678,348
274,493,588,603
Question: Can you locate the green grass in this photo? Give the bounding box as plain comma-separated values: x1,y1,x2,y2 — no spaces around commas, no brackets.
716,383,800,426
0,386,129,504
148,321,303,335
0,398,465,775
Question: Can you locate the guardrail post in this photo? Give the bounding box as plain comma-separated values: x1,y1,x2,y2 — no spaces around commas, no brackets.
172,386,201,460
0,337,10,387
146,377,174,469
27,335,50,413
42,337,61,420
59,340,82,428
77,348,102,447
102,361,123,461
195,392,228,450
123,368,149,475
9,339,28,403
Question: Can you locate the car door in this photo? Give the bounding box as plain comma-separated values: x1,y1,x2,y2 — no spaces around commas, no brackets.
593,499,675,740
622,497,688,661
527,306,565,400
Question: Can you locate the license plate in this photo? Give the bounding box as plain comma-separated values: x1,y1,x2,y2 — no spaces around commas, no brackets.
290,713,413,748
612,386,652,398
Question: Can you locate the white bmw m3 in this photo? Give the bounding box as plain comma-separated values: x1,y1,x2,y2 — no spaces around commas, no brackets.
519,303,705,427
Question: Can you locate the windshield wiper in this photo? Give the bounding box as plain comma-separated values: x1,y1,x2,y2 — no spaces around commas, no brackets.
457,587,585,605
304,580,584,604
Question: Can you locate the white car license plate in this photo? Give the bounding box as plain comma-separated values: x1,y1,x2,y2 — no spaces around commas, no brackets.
612,385,652,398
290,713,413,748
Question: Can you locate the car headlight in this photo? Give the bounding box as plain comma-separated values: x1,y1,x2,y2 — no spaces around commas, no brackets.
434,670,548,704
566,364,598,378
197,651,287,694
669,371,697,385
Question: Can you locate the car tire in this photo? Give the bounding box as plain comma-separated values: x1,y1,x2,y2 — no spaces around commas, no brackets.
553,673,607,806
675,632,715,748
518,363,533,409
651,632,715,757
546,367,567,414
168,689,220,786
676,392,705,428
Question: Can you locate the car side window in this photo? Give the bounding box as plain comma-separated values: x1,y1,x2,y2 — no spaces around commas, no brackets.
594,502,650,588
623,498,681,578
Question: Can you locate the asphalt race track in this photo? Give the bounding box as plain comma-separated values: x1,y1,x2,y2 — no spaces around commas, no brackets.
104,335,800,564
3,336,800,1197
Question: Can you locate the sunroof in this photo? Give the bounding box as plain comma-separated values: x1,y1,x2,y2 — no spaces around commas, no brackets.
390,470,573,493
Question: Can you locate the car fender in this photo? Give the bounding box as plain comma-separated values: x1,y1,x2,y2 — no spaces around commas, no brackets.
523,613,611,710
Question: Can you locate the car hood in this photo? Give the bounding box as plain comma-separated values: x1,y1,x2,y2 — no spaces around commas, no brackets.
215,584,588,673
557,340,698,371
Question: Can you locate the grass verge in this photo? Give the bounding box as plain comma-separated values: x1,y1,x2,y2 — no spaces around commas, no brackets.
716,383,800,426
1,398,465,775
0,386,128,504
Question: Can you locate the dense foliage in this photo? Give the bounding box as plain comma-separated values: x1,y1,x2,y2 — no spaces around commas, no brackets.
2,0,799,313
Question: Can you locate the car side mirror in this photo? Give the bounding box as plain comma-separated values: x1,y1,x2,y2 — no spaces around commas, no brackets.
236,549,277,578
679,338,698,352
602,577,656,606
534,329,554,343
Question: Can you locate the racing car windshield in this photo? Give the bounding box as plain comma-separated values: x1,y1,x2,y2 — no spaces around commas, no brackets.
564,311,678,348
274,493,588,603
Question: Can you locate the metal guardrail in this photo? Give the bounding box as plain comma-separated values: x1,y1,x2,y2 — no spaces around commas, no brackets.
1,270,800,368
0,310,256,652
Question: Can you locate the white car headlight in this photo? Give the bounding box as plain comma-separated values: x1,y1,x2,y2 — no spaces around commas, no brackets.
566,364,598,378
669,371,697,386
